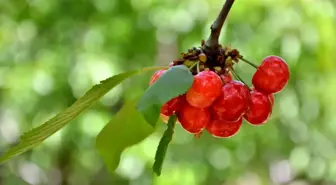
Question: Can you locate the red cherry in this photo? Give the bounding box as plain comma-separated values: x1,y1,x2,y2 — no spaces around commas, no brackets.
160,95,185,117
211,80,251,121
252,86,274,105
206,118,242,138
211,109,227,121
252,56,290,94
149,70,166,85
186,71,222,108
220,73,233,84
177,102,210,134
244,90,272,125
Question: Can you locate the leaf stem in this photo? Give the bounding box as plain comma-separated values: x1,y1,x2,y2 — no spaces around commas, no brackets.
230,69,251,91
203,0,235,50
239,57,259,69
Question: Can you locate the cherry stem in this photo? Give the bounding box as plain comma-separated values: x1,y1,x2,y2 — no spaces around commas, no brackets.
196,62,200,73
188,62,199,71
203,0,235,51
239,57,259,69
230,69,251,91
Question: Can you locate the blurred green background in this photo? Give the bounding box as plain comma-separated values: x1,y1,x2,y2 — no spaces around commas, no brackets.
1,0,336,184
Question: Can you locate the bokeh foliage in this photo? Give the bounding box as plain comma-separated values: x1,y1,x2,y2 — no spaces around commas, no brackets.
0,0,336,184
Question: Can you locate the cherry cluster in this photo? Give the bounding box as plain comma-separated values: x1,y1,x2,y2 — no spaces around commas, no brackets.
149,52,289,138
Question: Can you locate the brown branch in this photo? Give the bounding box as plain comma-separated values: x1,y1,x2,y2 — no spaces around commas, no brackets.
203,0,235,51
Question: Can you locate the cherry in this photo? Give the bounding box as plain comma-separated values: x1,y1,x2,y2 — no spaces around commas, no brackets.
160,95,185,117
220,72,233,84
177,102,210,134
149,70,166,85
252,86,274,105
186,70,222,108
206,118,242,138
211,110,227,121
252,56,290,94
159,96,184,123
211,80,251,121
244,90,272,125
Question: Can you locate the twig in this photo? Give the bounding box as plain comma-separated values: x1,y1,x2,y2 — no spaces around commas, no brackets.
203,0,235,50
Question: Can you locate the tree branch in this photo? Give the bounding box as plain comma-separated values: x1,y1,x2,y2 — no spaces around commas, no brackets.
203,0,235,50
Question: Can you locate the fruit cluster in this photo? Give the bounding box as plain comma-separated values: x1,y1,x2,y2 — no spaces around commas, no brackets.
149,47,289,138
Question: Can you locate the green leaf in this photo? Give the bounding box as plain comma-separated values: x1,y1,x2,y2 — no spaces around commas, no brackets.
0,66,166,164
137,65,193,126
153,115,177,176
95,100,155,172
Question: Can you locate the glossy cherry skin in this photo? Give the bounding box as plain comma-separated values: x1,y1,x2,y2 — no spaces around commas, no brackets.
206,118,242,138
177,102,210,134
252,55,290,94
186,71,223,108
220,73,233,84
211,80,251,121
244,90,272,125
149,70,166,85
160,95,185,117
252,86,274,105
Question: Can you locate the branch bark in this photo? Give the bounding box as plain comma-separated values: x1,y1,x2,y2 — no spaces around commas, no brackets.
203,0,235,51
